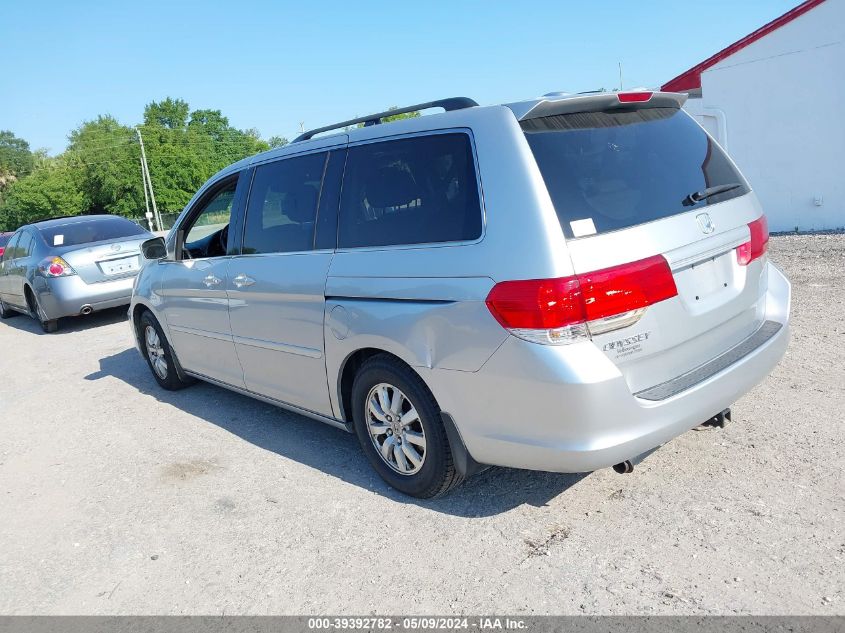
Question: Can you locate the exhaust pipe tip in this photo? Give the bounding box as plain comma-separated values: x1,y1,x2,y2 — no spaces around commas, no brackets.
80,305,93,315
613,460,634,474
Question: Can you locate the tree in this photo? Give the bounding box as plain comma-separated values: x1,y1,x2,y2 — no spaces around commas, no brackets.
0,98,275,229
268,136,289,149
357,106,421,128
0,161,85,230
0,130,34,178
0,131,34,203
143,97,190,130
137,98,270,214
66,115,143,217
382,106,421,123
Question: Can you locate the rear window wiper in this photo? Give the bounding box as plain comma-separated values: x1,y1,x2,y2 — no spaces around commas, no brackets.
683,183,743,206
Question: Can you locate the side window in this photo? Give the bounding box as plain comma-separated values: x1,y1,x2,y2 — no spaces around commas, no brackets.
3,233,21,260
19,232,35,258
242,152,327,255
182,178,238,259
338,133,482,249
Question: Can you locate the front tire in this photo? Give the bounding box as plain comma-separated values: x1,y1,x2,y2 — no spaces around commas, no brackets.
351,354,464,498
139,310,194,391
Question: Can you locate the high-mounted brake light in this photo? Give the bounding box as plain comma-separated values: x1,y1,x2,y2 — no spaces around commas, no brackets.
38,256,76,278
617,91,653,103
736,216,769,266
486,255,677,345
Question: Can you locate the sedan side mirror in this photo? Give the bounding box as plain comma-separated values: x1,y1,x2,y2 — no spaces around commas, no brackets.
141,236,167,260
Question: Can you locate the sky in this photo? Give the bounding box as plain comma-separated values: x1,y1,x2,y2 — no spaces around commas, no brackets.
1,0,800,154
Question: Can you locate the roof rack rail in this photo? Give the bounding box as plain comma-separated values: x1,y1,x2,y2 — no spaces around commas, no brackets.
293,97,479,143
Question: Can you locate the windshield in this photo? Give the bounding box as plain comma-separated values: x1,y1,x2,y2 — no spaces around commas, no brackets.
522,107,749,238
37,217,148,248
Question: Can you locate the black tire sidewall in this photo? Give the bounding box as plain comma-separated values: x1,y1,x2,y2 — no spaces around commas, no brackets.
0,297,15,319
351,358,452,498
139,311,182,390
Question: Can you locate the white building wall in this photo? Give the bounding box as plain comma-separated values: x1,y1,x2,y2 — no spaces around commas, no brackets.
683,0,844,231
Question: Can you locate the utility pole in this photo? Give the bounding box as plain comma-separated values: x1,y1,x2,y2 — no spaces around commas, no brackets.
136,127,162,232
618,62,623,91
139,155,153,232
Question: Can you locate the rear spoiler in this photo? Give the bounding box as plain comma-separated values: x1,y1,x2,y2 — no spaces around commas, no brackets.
516,91,688,121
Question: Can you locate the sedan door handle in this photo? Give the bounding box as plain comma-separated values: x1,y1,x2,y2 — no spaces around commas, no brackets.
233,273,256,288
203,274,222,287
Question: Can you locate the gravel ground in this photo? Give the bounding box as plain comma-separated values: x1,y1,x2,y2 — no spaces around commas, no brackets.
0,234,842,615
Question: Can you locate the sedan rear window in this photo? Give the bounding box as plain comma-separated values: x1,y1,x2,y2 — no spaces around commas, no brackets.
37,217,148,247
522,107,749,238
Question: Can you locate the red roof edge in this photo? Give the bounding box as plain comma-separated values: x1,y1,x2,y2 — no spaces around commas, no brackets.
661,0,826,92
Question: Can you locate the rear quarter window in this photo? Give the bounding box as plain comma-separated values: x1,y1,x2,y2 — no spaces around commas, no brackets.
338,133,482,249
38,217,147,247
522,107,749,238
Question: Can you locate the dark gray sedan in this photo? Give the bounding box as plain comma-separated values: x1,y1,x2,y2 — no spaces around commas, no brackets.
0,215,153,332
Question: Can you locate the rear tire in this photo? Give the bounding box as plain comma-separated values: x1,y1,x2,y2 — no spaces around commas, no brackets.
351,354,464,498
25,288,58,333
139,310,194,391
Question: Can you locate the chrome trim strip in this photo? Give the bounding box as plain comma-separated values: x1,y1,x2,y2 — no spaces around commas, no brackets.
232,335,322,359
169,324,233,343
635,320,783,402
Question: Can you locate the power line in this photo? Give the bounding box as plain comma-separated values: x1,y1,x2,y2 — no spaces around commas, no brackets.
65,136,271,154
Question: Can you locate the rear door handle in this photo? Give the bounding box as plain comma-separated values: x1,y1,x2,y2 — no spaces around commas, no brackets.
203,274,222,287
233,273,256,288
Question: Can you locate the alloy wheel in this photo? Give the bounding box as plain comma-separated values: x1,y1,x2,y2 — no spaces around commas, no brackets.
144,325,168,379
365,382,427,475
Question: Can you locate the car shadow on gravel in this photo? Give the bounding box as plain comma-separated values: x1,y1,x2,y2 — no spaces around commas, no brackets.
86,347,587,516
0,306,127,335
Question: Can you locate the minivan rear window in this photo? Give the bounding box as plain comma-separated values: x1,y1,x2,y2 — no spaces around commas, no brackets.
338,133,482,249
522,107,749,238
37,216,148,247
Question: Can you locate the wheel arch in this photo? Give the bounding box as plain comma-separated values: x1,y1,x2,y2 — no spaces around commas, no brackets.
337,347,407,424
133,302,191,382
337,346,483,481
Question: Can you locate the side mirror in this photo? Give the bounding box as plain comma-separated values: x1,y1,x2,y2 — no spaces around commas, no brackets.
141,236,167,260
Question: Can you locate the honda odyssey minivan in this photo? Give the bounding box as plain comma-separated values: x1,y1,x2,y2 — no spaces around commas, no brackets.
130,92,790,498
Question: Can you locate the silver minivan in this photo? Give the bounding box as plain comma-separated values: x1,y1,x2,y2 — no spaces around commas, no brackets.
130,92,790,498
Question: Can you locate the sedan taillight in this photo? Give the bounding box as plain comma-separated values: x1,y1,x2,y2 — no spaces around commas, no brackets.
38,256,77,278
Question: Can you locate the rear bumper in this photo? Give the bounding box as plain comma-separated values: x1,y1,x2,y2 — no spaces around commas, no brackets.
32,274,136,319
427,262,791,473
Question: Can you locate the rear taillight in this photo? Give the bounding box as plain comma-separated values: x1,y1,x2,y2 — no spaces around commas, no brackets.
617,91,653,103
0,247,5,257
38,256,76,278
486,255,678,345
736,216,769,266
